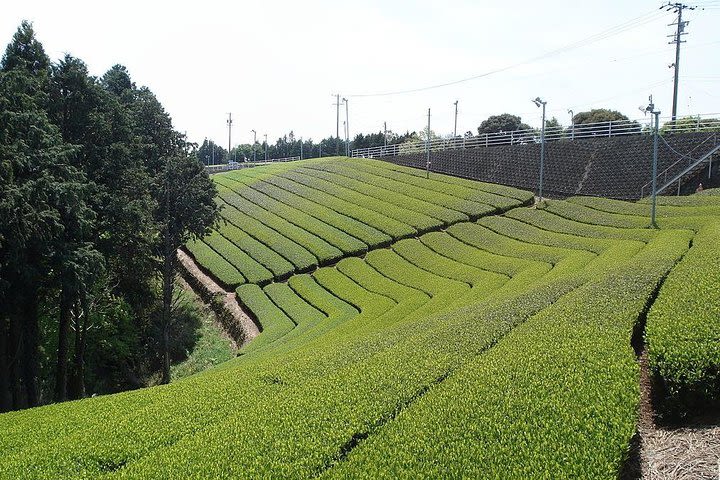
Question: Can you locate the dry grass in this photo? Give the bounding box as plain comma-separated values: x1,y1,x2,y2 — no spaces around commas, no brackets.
635,350,720,479
640,424,720,480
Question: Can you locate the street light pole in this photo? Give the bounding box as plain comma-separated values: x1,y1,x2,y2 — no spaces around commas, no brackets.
651,108,661,228
640,96,661,227
453,100,459,138
426,108,431,179
567,109,574,140
264,133,268,161
227,113,233,162
533,97,547,201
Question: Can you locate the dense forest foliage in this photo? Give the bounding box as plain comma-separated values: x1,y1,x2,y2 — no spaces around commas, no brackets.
200,130,419,165
0,22,220,412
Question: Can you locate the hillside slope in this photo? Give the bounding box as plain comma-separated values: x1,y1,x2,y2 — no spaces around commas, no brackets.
0,160,718,479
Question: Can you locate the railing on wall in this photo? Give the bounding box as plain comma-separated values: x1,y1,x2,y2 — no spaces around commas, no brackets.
640,133,719,197
351,113,720,159
205,156,301,173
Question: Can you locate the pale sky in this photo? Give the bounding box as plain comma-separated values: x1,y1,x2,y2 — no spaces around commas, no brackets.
2,0,719,149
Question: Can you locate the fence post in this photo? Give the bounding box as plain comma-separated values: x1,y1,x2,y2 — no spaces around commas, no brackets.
608,121,613,137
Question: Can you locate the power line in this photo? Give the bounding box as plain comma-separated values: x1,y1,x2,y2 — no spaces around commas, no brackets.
346,9,669,98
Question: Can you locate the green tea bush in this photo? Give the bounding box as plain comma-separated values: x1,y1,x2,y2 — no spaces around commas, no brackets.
185,239,245,288
646,222,720,418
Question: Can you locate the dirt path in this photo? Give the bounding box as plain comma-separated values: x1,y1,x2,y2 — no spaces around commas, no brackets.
634,351,720,480
177,249,260,347
176,275,239,351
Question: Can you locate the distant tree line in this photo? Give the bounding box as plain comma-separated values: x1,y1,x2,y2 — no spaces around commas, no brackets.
0,22,219,412
199,131,418,164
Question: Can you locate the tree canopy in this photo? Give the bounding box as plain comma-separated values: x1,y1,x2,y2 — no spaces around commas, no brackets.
571,108,628,125
0,22,219,411
478,114,531,135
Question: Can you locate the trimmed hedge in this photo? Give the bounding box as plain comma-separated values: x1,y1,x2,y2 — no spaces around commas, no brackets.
326,231,690,479
283,170,440,233
308,162,494,219
646,222,720,418
262,173,415,239
300,165,469,225
344,158,522,211
185,239,245,288
219,199,317,272
236,283,295,353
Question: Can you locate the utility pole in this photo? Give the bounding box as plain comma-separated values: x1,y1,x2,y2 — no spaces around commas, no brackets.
227,113,233,163
300,137,303,159
384,121,388,148
533,97,547,201
264,133,268,161
663,2,695,123
334,94,341,155
426,108,431,179
453,100,459,138
251,129,257,162
343,97,349,156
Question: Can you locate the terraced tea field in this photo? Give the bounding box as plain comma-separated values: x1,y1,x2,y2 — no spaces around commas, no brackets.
186,157,532,287
1,157,718,479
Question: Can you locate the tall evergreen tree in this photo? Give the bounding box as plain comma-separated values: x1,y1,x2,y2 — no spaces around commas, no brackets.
155,154,219,383
0,22,83,409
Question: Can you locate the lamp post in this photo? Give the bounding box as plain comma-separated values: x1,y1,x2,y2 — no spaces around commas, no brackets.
641,96,661,228
426,108,431,179
453,100,459,138
533,97,547,201
264,133,268,161
567,109,574,140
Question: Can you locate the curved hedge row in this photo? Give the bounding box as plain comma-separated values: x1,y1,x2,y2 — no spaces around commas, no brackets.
646,222,720,419
2,167,718,479
191,158,533,289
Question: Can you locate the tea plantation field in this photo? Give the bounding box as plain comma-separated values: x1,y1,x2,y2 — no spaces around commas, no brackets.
1,158,718,479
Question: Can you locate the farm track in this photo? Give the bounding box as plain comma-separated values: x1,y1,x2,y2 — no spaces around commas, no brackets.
177,249,260,345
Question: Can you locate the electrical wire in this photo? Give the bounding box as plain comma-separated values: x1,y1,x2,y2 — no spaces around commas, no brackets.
659,134,712,162
346,9,669,98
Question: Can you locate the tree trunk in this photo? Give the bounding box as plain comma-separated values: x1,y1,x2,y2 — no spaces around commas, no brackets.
20,291,40,407
70,301,87,399
55,286,73,402
160,234,175,385
160,258,173,384
8,314,24,410
0,316,11,412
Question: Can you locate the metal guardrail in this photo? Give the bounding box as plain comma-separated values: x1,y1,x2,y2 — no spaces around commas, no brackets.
351,113,720,159
205,156,301,173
